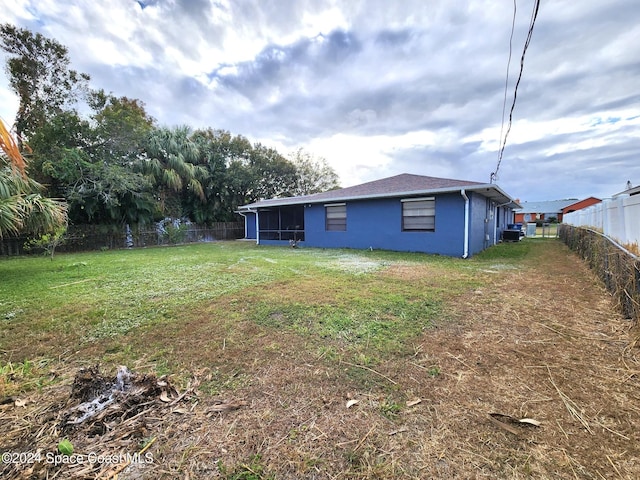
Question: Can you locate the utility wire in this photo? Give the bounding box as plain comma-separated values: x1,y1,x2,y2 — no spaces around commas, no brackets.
491,0,541,183
496,0,517,182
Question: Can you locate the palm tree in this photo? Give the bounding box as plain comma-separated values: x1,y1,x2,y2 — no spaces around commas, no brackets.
138,126,206,218
0,118,67,238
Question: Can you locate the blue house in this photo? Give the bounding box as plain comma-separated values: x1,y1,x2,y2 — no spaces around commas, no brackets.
237,173,520,257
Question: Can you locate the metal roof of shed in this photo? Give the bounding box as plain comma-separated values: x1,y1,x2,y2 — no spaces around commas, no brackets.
514,199,578,214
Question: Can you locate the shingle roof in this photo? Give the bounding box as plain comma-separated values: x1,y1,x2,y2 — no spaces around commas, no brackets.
239,173,520,210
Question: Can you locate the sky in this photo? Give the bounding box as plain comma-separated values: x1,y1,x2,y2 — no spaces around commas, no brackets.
1,0,638,202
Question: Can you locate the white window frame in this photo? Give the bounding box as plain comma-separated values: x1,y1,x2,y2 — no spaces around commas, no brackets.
402,197,435,231
325,203,346,231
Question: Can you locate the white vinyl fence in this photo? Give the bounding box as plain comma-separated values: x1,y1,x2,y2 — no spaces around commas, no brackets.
563,195,640,247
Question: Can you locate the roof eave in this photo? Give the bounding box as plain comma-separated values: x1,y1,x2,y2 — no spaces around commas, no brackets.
238,183,519,211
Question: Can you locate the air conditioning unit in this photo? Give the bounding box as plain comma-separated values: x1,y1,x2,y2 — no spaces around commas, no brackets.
502,230,521,242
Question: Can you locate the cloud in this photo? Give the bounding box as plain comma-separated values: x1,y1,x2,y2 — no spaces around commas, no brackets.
1,0,638,202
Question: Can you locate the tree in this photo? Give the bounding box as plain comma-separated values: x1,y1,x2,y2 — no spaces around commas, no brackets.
27,110,92,190
183,129,233,223
224,158,257,216
23,89,157,226
88,91,155,163
0,118,67,238
24,225,67,259
64,158,155,225
28,110,154,225
249,143,299,200
289,148,340,195
218,140,298,215
0,23,90,144
138,126,206,218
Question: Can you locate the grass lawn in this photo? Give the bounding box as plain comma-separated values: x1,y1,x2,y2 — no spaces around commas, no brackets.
0,242,478,367
1,239,638,479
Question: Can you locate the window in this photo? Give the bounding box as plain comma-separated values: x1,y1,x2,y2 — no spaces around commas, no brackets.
402,197,435,231
326,203,346,231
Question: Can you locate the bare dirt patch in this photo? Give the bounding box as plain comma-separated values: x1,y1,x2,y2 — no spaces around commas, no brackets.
1,240,639,479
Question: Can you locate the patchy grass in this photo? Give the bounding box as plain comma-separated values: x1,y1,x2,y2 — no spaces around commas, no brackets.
0,358,58,398
217,454,274,480
1,239,639,479
0,242,473,371
0,243,304,358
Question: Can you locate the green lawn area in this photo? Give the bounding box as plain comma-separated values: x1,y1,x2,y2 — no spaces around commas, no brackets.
0,242,500,368
0,240,531,398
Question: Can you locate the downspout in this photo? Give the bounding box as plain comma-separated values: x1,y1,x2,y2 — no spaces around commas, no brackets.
493,203,498,245
461,189,469,258
254,209,260,245
237,211,248,239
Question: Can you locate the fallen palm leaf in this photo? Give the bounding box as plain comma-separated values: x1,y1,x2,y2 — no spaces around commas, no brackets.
519,418,542,426
488,414,521,435
488,413,542,435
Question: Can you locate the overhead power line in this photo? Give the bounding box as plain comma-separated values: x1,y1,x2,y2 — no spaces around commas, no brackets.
497,0,517,179
491,0,541,183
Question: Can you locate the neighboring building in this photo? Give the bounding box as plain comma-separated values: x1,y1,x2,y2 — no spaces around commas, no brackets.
237,173,520,258
561,197,602,216
514,197,601,224
612,183,640,198
564,184,639,248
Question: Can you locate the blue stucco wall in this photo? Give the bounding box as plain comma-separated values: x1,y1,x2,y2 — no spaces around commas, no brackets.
244,212,256,239
265,193,470,256
245,192,513,256
467,192,489,255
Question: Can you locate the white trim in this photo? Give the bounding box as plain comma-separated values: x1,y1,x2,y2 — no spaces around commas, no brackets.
401,197,435,203
239,183,519,210
255,210,260,245
461,189,469,258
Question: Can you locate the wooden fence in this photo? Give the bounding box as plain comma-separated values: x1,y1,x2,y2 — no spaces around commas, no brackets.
560,224,639,323
0,222,245,256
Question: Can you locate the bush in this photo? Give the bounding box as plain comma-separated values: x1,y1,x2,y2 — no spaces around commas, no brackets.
164,223,188,244
24,226,67,259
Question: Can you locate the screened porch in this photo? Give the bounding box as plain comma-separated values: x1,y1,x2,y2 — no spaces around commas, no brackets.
258,205,305,241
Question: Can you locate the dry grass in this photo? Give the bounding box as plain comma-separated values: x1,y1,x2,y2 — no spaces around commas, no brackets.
560,224,640,323
1,240,639,479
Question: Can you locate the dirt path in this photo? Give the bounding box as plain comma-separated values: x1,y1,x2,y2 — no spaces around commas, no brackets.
403,239,640,478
